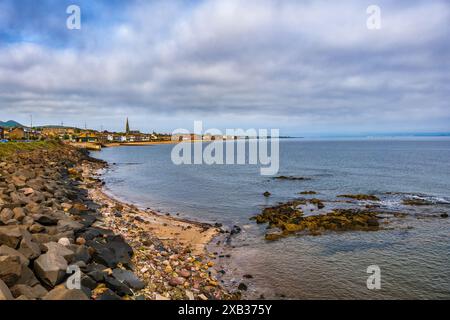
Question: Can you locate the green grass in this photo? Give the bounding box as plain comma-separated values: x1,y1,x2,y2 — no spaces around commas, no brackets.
0,140,61,158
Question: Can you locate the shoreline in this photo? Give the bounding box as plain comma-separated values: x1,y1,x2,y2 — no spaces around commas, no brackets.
0,142,235,300
82,153,236,300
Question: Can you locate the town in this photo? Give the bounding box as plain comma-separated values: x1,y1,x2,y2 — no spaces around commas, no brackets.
0,118,249,150
0,118,172,150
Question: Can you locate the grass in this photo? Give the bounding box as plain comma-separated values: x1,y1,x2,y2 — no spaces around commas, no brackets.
0,140,61,158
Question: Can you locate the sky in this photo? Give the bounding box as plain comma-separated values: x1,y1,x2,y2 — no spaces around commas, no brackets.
0,0,449,136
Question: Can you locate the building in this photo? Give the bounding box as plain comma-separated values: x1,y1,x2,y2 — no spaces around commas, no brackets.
75,132,99,143
0,127,4,140
41,127,75,138
8,127,25,140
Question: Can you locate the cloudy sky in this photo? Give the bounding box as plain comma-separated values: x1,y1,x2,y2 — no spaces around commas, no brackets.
0,0,449,136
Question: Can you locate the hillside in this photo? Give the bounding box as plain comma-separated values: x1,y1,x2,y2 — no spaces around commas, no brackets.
0,120,25,128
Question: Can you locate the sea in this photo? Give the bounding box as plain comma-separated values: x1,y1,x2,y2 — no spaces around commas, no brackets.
92,137,450,299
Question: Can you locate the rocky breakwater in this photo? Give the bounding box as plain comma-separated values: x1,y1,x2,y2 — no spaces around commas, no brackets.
0,144,142,300
0,143,232,300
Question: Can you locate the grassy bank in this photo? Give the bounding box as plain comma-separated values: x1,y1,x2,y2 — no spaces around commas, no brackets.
0,140,61,158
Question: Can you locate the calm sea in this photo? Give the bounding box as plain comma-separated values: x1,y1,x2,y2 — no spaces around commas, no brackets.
93,138,450,299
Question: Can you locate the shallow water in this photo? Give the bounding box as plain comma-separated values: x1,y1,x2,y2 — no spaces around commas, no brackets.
93,138,450,299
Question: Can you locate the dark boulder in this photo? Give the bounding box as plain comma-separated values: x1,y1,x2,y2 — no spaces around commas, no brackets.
112,268,145,290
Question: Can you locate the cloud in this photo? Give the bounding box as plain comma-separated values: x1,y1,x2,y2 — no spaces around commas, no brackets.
0,0,449,134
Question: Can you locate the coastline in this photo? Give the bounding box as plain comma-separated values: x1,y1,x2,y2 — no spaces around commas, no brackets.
82,153,236,300
0,142,235,300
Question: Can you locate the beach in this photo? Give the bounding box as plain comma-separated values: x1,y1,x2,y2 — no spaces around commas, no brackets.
0,142,235,300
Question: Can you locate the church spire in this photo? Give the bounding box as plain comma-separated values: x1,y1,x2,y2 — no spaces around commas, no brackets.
125,117,130,134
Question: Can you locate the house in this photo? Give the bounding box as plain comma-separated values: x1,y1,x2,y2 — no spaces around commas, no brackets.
75,132,99,143
8,127,25,140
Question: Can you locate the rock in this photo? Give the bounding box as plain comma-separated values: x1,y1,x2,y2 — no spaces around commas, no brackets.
338,194,380,201
21,188,34,196
15,266,40,287
238,283,248,291
367,218,380,227
274,176,312,181
0,208,14,224
43,285,89,300
243,274,253,279
89,235,133,268
58,237,71,247
29,223,45,233
179,269,191,278
76,237,86,245
300,191,317,195
72,203,88,212
34,252,68,287
0,279,13,300
112,268,145,290
265,233,283,241
104,276,133,296
12,208,26,221
18,236,41,260
80,273,97,290
33,214,58,226
0,245,29,266
440,213,449,218
57,219,84,233
95,288,122,300
22,216,34,226
263,191,271,197
155,293,170,300
10,284,48,299
43,242,74,262
61,203,73,211
71,245,91,264
185,290,195,300
230,225,241,236
169,276,185,287
0,255,22,286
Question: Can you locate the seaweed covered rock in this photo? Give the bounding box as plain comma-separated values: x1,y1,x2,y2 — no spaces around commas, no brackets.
252,199,382,241
338,194,380,201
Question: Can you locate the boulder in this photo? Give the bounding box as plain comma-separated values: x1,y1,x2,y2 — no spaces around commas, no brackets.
57,237,71,247
0,245,29,265
89,235,133,268
104,276,133,296
112,269,145,290
12,207,26,221
0,255,22,286
43,242,74,262
94,288,121,300
21,188,35,196
16,266,40,287
10,284,48,299
33,214,58,226
34,252,68,287
18,236,41,260
0,279,13,300
57,219,84,233
29,223,45,233
43,284,89,300
0,208,14,224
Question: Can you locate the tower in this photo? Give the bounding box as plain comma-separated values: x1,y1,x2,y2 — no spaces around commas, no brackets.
125,117,130,134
